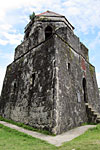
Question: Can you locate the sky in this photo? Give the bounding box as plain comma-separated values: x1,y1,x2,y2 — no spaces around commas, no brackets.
0,0,100,94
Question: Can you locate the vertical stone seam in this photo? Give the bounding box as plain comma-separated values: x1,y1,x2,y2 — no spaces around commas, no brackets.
52,46,59,134
55,66,59,134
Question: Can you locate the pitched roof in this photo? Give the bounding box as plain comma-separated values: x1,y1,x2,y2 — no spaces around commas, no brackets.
36,10,74,30
36,10,63,17
25,11,74,31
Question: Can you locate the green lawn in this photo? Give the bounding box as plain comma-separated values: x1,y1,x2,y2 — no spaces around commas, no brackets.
0,116,54,136
0,124,100,150
0,124,56,150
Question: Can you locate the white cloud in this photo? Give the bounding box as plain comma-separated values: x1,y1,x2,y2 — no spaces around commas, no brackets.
0,24,13,31
96,72,100,88
62,0,100,33
0,66,6,95
0,23,23,45
89,32,100,49
2,32,23,45
0,50,14,94
0,0,100,33
0,0,100,43
0,39,8,45
0,50,14,61
0,0,62,46
0,32,23,45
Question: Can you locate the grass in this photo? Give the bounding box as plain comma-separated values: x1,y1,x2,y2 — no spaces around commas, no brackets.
0,116,55,136
0,124,56,150
59,125,100,150
0,121,100,150
82,122,97,126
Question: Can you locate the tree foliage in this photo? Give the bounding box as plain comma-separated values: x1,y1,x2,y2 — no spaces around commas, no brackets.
29,12,35,21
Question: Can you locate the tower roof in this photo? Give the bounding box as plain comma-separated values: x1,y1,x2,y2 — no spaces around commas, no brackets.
36,10,74,30
36,10,63,17
25,11,74,32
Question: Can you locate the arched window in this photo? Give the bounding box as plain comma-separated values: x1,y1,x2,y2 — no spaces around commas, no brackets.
45,26,52,40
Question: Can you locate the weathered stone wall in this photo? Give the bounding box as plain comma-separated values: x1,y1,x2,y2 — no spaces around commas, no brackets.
15,20,67,60
0,17,100,135
54,36,88,134
56,27,89,61
86,64,100,113
0,37,57,132
53,32,100,134
80,42,89,61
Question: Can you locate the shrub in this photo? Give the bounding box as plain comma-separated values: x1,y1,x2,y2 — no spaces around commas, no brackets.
29,12,35,21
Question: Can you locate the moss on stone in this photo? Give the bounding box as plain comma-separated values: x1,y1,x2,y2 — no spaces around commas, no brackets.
39,16,50,21
19,57,24,63
69,47,74,60
86,55,89,61
89,64,95,76
8,67,11,71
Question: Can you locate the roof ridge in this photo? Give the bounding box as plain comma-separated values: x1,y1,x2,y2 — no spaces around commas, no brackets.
46,10,63,16
36,11,48,16
36,10,63,16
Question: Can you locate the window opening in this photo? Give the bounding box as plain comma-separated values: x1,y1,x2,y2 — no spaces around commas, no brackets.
14,82,17,92
32,73,35,86
82,78,87,103
45,26,52,40
68,63,70,70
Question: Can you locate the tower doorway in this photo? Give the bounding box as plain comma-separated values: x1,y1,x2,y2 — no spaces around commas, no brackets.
82,78,87,103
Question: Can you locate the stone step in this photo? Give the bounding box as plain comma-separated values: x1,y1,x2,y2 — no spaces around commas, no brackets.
91,109,95,112
85,103,95,111
85,102,100,122
88,106,92,109
96,116,100,119
85,103,89,106
85,103,92,108
93,112,99,116
96,119,100,122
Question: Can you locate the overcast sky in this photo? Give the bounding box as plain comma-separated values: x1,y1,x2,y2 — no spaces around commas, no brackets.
0,0,100,94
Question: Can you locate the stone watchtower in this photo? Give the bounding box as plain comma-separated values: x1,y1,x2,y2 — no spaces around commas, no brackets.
0,11,100,134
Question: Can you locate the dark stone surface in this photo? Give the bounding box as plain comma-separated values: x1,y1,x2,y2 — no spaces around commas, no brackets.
0,13,100,134
0,37,56,133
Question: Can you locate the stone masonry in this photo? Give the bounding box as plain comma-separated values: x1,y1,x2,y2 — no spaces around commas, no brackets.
0,11,100,134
